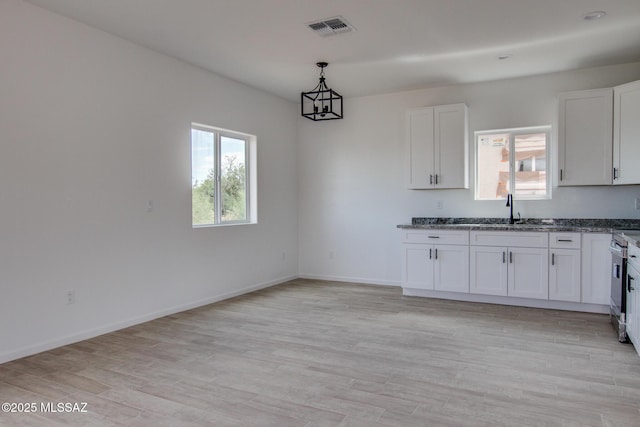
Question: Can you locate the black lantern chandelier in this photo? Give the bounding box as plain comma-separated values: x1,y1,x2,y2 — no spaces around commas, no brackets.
301,62,343,121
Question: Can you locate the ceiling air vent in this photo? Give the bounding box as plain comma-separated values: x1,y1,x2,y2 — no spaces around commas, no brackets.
307,16,355,37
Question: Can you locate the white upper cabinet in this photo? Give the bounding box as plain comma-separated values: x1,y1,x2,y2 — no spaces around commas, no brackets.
558,88,613,186
613,80,640,185
407,107,435,189
406,103,468,189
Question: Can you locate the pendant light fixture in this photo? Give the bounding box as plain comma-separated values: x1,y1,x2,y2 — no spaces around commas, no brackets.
301,62,343,121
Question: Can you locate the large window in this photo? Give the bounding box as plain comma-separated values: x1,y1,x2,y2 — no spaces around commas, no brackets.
475,126,550,200
191,124,256,227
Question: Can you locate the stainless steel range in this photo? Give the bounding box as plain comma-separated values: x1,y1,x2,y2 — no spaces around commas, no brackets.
609,230,638,342
610,232,629,342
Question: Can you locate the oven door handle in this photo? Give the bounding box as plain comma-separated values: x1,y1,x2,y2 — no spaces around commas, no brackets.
609,244,625,257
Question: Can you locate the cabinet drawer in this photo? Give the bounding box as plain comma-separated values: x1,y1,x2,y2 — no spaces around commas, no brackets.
629,243,640,271
549,232,581,249
470,231,548,248
402,229,469,245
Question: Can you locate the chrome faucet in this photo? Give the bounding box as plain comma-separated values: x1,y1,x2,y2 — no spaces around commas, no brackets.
506,193,514,224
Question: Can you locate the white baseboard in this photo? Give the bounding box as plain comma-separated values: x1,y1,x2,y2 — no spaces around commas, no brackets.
0,274,298,364
298,273,400,287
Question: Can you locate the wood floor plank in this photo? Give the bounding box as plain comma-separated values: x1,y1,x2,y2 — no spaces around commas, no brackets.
2,279,639,426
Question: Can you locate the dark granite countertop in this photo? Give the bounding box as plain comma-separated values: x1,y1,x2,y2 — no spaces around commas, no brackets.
397,218,640,233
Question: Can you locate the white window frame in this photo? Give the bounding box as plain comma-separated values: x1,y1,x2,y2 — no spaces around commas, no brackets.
474,126,551,201
191,123,257,227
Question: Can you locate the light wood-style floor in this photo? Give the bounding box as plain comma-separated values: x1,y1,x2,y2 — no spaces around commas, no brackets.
1,279,639,426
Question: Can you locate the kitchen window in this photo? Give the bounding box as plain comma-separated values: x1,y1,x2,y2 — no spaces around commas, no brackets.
191,123,257,227
475,126,551,200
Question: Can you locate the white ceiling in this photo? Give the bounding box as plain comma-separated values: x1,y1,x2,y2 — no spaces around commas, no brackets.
24,0,640,101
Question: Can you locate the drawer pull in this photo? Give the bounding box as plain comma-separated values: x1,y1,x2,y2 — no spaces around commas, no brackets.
557,239,573,242
427,236,440,239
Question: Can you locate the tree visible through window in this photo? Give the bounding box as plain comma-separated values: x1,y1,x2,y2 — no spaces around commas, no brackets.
475,127,550,200
191,125,253,226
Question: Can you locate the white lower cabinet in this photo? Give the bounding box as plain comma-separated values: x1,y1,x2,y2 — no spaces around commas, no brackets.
627,263,639,352
469,231,549,300
470,245,548,299
433,244,469,293
470,246,508,296
402,244,469,293
549,232,581,303
401,229,470,293
402,229,611,313
627,244,640,355
402,245,434,289
549,249,581,302
508,247,549,300
581,233,612,305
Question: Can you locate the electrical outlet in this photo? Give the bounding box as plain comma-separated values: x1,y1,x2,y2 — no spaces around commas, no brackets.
436,200,443,209
329,251,335,260
67,290,76,305
635,198,640,210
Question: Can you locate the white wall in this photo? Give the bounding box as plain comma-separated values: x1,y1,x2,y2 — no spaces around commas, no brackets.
0,0,299,363
298,62,640,286
4,0,640,365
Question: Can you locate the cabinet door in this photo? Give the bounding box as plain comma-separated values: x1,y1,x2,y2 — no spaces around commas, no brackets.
434,245,469,293
401,244,434,289
549,249,581,302
508,247,549,300
626,264,639,351
581,233,612,305
613,80,640,185
406,108,435,189
470,246,508,296
434,104,468,189
558,89,613,186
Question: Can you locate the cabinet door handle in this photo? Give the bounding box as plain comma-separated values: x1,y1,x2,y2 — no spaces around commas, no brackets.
502,252,506,263
429,248,432,260
630,255,637,258
551,253,555,266
560,169,563,181
435,174,439,185
435,248,438,260
430,174,433,185
614,168,619,180
629,275,635,292
509,252,513,264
